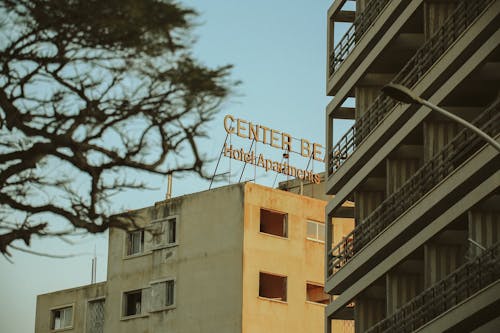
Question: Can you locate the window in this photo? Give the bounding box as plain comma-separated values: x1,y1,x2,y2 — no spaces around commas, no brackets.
123,290,142,317
51,306,73,330
306,283,330,304
151,279,175,311
259,272,287,302
260,209,288,238
306,220,325,242
86,299,104,333
167,218,176,244
165,280,174,306
126,230,144,256
151,217,177,248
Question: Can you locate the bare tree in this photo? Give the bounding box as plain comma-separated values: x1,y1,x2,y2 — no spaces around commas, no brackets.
0,0,235,257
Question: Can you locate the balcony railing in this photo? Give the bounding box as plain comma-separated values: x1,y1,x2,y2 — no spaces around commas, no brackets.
329,0,391,76
327,99,500,277
328,0,495,176
365,241,500,333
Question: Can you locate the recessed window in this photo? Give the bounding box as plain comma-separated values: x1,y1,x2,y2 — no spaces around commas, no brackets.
126,230,144,256
86,299,105,333
151,279,175,311
151,217,177,248
259,272,287,302
167,218,176,244
165,280,174,306
260,209,288,238
306,220,325,242
123,290,142,317
306,283,330,304
51,306,73,330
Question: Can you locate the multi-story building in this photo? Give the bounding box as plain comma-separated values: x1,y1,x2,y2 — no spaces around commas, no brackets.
324,0,499,332
35,182,354,333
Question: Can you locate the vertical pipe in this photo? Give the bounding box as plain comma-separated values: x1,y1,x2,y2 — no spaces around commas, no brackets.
166,173,173,200
91,258,96,284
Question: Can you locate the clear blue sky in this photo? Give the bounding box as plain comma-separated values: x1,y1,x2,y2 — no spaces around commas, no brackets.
0,1,352,332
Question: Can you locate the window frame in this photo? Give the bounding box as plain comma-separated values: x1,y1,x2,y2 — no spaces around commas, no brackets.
125,229,145,257
306,220,325,243
50,304,74,331
258,271,288,303
150,215,179,250
259,208,289,239
149,277,176,312
84,296,105,333
121,289,144,319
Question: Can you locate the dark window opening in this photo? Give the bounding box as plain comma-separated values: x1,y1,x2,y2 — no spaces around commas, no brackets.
123,290,142,316
165,280,174,306
259,272,287,302
260,209,288,238
168,218,176,244
306,283,330,304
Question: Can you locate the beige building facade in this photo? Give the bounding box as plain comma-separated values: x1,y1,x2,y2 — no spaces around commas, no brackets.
36,182,354,333
325,0,499,332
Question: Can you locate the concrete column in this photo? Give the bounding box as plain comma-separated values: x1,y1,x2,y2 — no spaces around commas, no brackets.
354,297,385,333
386,158,420,195
424,242,466,287
423,0,458,40
355,86,380,120
386,272,424,315
325,315,332,333
423,121,460,162
354,191,384,225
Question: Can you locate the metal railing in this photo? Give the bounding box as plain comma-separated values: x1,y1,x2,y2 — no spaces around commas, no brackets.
329,0,391,75
328,0,494,176
327,99,500,277
365,242,500,333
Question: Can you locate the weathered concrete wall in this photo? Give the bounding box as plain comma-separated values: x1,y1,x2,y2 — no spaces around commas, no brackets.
104,183,245,333
35,182,347,333
241,183,327,333
104,203,156,333
35,282,106,333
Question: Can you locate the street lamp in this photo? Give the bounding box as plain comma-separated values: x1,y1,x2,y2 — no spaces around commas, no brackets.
382,83,500,153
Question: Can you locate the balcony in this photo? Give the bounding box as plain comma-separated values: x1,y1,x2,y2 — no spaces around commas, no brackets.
329,0,391,76
327,0,496,178
327,99,500,279
365,242,500,333
327,0,418,98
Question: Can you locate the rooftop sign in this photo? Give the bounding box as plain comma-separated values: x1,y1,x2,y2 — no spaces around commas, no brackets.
222,115,324,184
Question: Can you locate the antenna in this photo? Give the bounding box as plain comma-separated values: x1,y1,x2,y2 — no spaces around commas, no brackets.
91,245,97,284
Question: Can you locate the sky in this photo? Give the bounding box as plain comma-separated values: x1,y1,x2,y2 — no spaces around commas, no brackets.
0,1,352,332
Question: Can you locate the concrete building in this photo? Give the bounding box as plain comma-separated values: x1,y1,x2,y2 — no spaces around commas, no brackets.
36,182,354,333
325,0,499,332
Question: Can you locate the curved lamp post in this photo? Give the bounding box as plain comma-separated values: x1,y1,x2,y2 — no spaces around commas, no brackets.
382,83,500,153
